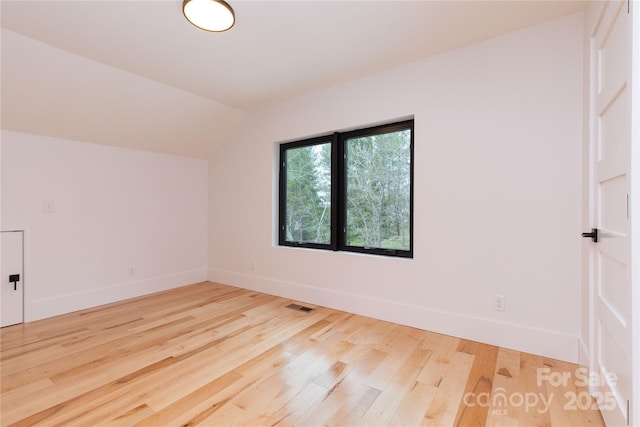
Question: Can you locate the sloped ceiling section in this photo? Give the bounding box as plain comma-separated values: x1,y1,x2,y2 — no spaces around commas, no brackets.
1,1,583,158
1,29,245,158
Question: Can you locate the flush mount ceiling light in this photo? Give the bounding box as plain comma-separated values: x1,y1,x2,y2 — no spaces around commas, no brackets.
183,0,235,32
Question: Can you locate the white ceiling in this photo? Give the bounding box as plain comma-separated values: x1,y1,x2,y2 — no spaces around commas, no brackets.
1,0,584,157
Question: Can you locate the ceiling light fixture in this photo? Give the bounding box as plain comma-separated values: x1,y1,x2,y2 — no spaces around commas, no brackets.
183,0,235,32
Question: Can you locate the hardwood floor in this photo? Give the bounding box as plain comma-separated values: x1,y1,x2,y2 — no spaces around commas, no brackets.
1,282,604,426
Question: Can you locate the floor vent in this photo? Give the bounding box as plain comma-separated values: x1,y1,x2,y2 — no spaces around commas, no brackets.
286,303,314,312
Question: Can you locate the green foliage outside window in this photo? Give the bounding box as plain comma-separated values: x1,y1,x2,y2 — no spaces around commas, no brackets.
279,120,413,258
345,129,411,251
285,143,331,244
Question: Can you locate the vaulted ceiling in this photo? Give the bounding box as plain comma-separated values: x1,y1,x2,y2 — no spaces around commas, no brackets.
1,1,584,158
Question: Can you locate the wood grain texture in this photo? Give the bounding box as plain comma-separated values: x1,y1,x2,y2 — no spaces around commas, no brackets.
0,282,605,426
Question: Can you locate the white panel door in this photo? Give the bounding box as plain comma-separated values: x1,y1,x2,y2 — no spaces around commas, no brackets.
588,0,633,425
1,231,24,327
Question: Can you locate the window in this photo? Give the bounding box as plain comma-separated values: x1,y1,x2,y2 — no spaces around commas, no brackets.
279,120,413,258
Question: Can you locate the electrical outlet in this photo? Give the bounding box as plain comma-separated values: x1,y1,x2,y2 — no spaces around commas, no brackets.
494,294,506,312
128,267,136,277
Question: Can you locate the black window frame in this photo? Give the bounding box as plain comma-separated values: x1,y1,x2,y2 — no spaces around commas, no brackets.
279,119,414,258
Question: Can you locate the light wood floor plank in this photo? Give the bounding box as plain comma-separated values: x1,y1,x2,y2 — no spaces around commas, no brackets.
423,350,475,426
388,380,438,426
452,339,500,426
0,281,605,427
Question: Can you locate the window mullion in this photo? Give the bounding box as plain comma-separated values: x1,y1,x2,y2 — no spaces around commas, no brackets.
335,133,345,251
331,132,340,251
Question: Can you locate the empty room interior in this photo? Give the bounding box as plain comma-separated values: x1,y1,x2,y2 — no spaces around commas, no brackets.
1,0,638,426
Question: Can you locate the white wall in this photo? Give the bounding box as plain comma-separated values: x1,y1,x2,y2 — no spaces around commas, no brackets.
1,131,208,321
208,14,584,362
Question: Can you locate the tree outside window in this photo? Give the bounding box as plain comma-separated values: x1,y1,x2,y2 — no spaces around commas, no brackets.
279,120,413,258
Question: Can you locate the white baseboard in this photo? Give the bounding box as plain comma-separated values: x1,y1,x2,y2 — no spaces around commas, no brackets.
29,268,207,321
208,268,579,363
